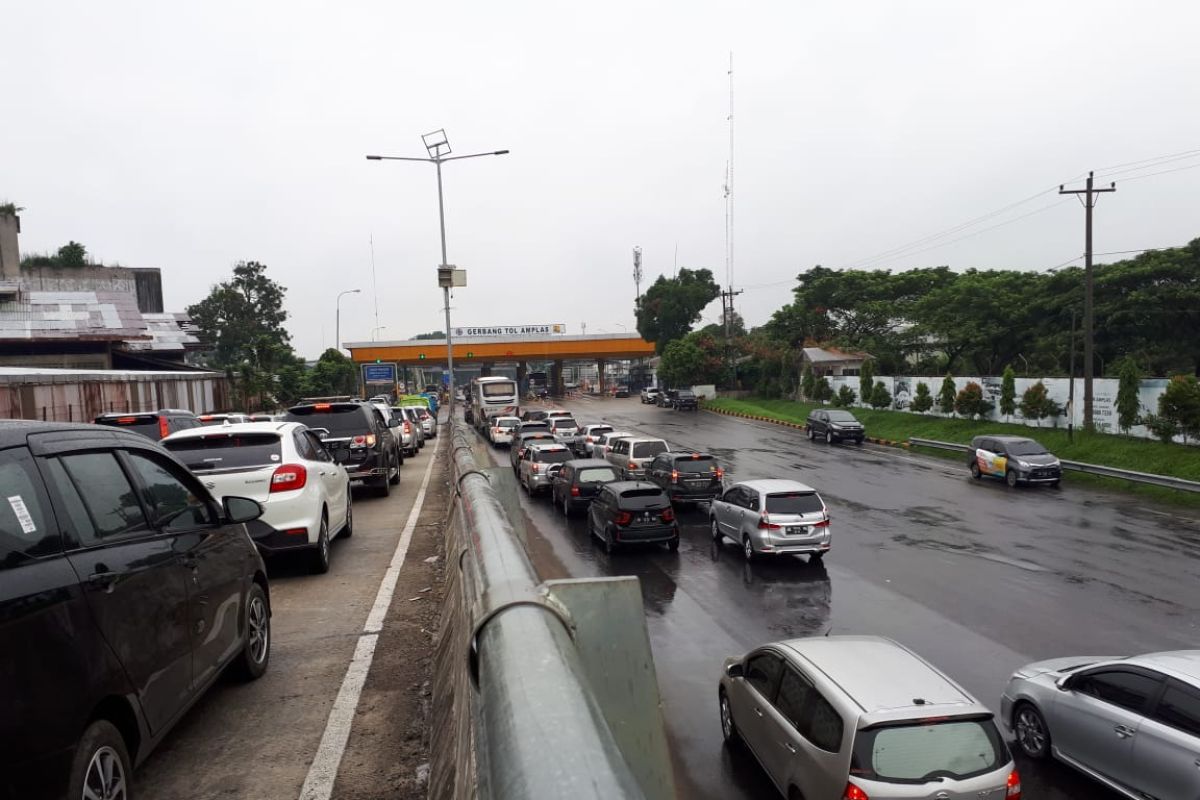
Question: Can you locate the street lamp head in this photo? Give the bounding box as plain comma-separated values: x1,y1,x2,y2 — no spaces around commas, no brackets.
422,129,451,158
365,155,383,160
493,150,510,155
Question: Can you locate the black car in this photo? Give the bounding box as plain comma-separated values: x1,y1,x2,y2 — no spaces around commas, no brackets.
968,435,1062,487
94,409,202,440
805,408,865,445
521,409,550,422
673,390,699,411
509,430,557,471
586,481,680,553
284,400,401,496
645,451,724,504
0,421,270,800
657,390,679,408
614,385,630,398
549,459,620,516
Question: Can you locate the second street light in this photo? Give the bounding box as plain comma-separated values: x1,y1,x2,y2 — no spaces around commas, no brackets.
367,129,509,415
336,288,361,354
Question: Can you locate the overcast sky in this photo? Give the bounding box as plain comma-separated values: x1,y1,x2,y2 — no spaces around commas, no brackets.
4,1,1199,358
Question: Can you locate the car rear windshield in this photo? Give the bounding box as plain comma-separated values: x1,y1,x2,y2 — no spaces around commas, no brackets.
482,382,517,397
826,411,858,422
590,426,614,435
521,422,551,431
765,491,824,514
96,415,160,437
618,488,668,509
1005,440,1048,456
578,467,617,483
285,405,369,435
164,434,283,472
551,418,577,428
675,456,717,473
496,419,520,429
632,441,668,459
850,717,1007,784
534,449,571,463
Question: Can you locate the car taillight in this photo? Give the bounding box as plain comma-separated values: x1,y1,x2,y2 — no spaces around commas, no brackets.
615,511,633,525
271,464,308,493
352,434,377,447
842,784,868,800
314,403,331,410
1006,769,1021,799
628,461,637,469
670,469,679,483
532,464,540,474
813,515,830,528
661,507,675,522
159,417,170,439
716,468,724,479
757,513,781,530
570,486,580,497
404,422,412,434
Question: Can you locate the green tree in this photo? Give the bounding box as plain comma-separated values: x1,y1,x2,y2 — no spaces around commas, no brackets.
307,349,360,398
413,330,446,340
800,363,815,400
869,380,892,409
56,241,88,268
814,376,833,403
657,337,706,388
911,381,933,413
833,385,856,407
938,374,957,415
954,381,986,418
1115,358,1141,434
1139,413,1178,444
858,359,874,409
1020,381,1050,426
275,354,311,407
1158,374,1200,443
635,267,721,354
999,365,1016,420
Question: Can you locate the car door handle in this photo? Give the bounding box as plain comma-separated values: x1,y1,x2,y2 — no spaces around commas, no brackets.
88,570,118,589
783,742,797,754
753,707,764,717
1114,725,1136,738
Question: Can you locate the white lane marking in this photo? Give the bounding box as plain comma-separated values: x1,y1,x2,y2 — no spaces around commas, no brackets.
298,434,441,800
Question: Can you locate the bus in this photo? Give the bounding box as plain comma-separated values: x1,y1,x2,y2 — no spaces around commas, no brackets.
470,376,519,430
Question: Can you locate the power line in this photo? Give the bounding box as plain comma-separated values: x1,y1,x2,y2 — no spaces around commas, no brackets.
1115,160,1200,184
1093,146,1200,174
1095,151,1200,181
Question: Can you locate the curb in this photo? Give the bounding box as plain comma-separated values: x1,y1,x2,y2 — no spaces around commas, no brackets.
701,405,912,449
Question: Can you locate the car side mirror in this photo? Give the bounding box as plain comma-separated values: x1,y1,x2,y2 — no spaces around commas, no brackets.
1056,675,1073,691
223,496,264,524
726,662,744,679
388,417,400,428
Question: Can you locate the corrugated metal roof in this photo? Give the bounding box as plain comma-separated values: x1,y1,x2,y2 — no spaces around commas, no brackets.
123,312,203,352
0,290,149,342
801,346,871,363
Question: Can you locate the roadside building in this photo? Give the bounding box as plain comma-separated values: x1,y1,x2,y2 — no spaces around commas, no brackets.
800,345,871,377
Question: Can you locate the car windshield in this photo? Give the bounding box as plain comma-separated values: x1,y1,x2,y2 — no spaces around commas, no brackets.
481,381,517,397
496,419,520,429
578,467,617,483
534,449,571,463
1006,440,1048,456
676,456,717,473
164,434,283,471
632,441,668,459
826,411,858,422
285,405,368,435
618,488,667,509
96,415,161,437
765,491,824,514
551,418,578,429
850,717,1007,784
589,426,613,436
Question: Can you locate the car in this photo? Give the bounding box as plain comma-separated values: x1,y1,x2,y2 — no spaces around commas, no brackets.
163,422,352,573
593,430,635,460
399,406,428,449
486,416,521,446
606,436,670,480
572,423,615,456
197,412,253,426
657,389,679,408
248,413,287,422
94,409,202,440
401,404,436,439
719,635,1018,800
1001,650,1200,800
549,458,620,516
517,442,573,495
673,389,698,411
520,409,550,422
645,451,724,505
284,400,402,497
710,479,831,562
371,403,408,459
510,430,558,471
368,394,392,404
518,419,552,435
544,409,573,421
0,421,271,800
640,387,661,404
805,409,865,445
614,385,630,398
389,407,420,457
586,481,679,553
968,435,1062,487
547,415,580,444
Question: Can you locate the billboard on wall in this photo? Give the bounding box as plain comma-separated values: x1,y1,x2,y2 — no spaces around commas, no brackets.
363,364,396,383
453,324,566,337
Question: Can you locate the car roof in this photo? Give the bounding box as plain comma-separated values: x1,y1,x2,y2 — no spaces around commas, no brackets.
528,442,568,451
605,480,663,492
163,421,300,441
491,416,522,423
1127,650,1200,682
95,408,193,418
1,420,150,448
736,478,817,494
564,459,614,469
621,437,667,444
778,636,980,720
986,435,1039,444
584,423,613,429
668,451,714,459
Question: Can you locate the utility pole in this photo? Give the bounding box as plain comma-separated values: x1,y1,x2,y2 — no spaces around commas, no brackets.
633,246,643,303
1059,171,1115,431
720,286,743,378
1068,308,1077,443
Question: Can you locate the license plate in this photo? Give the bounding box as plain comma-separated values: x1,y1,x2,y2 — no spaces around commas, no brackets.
786,526,810,536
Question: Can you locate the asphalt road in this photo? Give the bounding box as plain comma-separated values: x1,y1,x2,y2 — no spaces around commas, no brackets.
487,396,1200,800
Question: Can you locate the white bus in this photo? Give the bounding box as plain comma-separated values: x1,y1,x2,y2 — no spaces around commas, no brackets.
470,376,520,430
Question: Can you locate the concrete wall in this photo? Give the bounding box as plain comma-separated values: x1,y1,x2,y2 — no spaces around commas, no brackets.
0,214,19,280
19,264,160,306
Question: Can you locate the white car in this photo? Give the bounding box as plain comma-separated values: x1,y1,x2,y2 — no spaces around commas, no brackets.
163,422,352,574
401,404,436,438
593,430,635,460
487,416,521,446
574,423,615,456
373,403,407,455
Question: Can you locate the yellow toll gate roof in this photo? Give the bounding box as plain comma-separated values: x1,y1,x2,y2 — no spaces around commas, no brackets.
346,333,654,365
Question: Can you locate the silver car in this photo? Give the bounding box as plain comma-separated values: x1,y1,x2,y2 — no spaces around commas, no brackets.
605,436,669,480
1001,650,1200,800
547,416,580,444
710,479,831,562
720,635,1018,800
573,423,614,456
593,430,634,461
518,442,572,495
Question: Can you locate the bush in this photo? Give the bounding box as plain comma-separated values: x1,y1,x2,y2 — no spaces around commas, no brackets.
1116,358,1141,434
833,385,857,407
1020,381,1050,425
911,381,933,413
938,374,956,415
1159,374,1200,443
869,380,892,409
1140,412,1179,444
800,363,815,401
954,381,988,418
814,376,833,402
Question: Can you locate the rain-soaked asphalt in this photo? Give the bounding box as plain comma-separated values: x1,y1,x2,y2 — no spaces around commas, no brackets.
479,397,1200,800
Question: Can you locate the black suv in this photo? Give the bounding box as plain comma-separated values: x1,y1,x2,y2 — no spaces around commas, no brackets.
94,409,201,440
805,408,866,445
549,459,619,516
645,451,723,504
673,390,699,411
657,389,679,408
284,400,401,496
968,435,1062,487
586,481,680,553
0,421,270,800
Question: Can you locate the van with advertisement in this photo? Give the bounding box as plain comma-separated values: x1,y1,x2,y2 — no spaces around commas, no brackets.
470,376,520,432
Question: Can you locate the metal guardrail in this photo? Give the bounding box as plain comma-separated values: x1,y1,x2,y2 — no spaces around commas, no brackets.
446,419,674,800
908,437,1200,493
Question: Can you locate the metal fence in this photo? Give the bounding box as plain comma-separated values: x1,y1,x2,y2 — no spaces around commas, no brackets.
909,437,1200,493
430,419,674,800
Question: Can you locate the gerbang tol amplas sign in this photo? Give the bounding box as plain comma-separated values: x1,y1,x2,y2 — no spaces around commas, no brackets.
453,324,566,337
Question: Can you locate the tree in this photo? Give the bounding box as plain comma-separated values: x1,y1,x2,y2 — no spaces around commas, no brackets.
800,363,815,400
833,385,856,407
1115,358,1141,434
938,374,956,415
954,382,987,418
56,241,88,268
413,330,446,340
657,337,706,388
911,381,933,413
1139,413,1178,444
635,268,721,354
1020,381,1050,426
999,365,1016,421
307,349,360,398
1158,374,1200,443
869,380,892,409
858,360,874,409
814,377,833,403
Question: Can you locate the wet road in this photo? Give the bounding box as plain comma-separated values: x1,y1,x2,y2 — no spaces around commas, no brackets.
485,397,1200,800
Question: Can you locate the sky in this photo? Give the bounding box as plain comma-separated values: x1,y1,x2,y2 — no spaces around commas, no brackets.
3,0,1199,358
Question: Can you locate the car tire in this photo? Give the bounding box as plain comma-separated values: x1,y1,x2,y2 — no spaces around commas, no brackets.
1051,479,1061,488
742,536,754,562
809,551,825,563
374,472,390,497
970,462,982,480
389,454,401,485
67,720,132,800
667,535,680,552
1013,703,1051,759
711,518,723,543
806,427,814,440
311,515,331,575
719,690,741,746
1006,469,1019,488
825,431,833,445
603,527,617,554
340,495,353,538
233,581,271,680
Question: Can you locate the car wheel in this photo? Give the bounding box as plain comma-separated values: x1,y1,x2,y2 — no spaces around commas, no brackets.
825,431,833,445
234,582,271,680
809,551,825,563
742,536,754,562
603,527,616,554
719,690,741,746
1014,703,1051,759
970,462,982,480
68,720,132,800
1006,469,1019,488
806,427,814,440
340,495,353,538
667,534,680,552
389,454,401,484
711,518,723,543
1051,479,1061,488
375,472,390,497
311,515,331,574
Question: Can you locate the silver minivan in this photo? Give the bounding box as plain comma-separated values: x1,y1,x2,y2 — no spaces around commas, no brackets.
606,436,670,480
719,635,1019,800
710,479,831,562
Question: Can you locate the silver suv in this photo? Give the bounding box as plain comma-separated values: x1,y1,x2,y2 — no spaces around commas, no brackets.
719,635,1018,800
606,436,669,479
518,442,572,495
1001,650,1200,800
710,479,831,562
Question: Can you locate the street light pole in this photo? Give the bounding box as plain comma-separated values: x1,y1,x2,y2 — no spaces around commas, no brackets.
336,289,361,354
